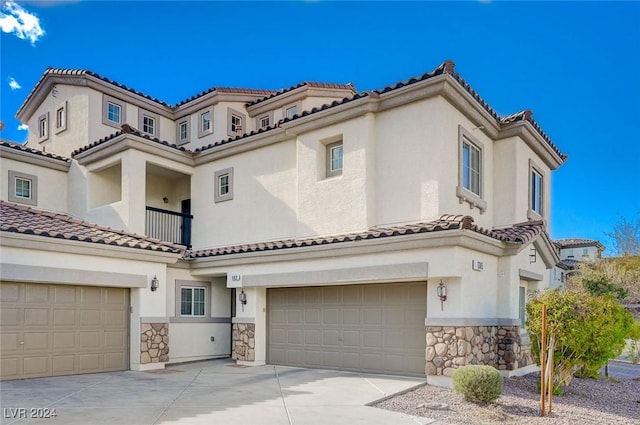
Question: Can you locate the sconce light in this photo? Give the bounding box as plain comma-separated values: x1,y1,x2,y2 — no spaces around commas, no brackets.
529,247,537,264
239,290,247,312
150,275,159,292
437,281,447,311
162,197,169,204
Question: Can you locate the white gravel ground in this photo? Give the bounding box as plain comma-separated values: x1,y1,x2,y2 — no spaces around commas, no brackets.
375,373,640,424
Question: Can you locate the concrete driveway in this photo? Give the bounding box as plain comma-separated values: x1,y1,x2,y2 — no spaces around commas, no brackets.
0,359,433,425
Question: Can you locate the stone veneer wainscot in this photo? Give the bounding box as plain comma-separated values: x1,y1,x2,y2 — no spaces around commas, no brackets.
232,323,255,361
425,325,533,376
140,323,169,364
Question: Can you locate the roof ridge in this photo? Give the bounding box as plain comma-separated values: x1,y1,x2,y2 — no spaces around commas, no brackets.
246,81,357,107
0,139,70,162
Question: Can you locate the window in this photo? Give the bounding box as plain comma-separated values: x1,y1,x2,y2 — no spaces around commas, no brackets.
528,159,545,219
326,141,343,177
214,167,234,203
198,107,213,138
8,170,38,206
582,248,589,256
456,126,486,212
518,286,526,327
259,116,270,129
138,109,159,136
227,108,246,137
181,287,206,317
102,95,126,128
37,112,49,142
284,103,300,119
55,101,67,134
256,112,273,130
176,118,190,144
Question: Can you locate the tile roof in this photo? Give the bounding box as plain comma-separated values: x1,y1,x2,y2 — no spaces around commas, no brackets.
0,201,185,254
246,82,357,107
175,87,277,108
187,215,546,259
553,238,605,249
71,124,191,157
0,139,71,162
558,258,583,270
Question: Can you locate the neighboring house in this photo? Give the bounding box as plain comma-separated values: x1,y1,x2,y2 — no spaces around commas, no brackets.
549,238,605,287
0,60,566,382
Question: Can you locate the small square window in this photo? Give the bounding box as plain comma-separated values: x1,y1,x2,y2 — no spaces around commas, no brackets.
138,109,159,136
180,287,206,317
143,116,155,134
285,105,298,119
176,118,190,144
8,170,38,206
260,116,270,129
227,108,246,137
102,95,126,129
326,141,343,178
214,167,234,203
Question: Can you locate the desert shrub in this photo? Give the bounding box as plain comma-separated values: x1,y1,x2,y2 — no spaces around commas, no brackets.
452,365,503,403
526,289,635,385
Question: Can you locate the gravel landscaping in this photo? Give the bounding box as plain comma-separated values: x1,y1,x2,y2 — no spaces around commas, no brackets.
375,373,640,424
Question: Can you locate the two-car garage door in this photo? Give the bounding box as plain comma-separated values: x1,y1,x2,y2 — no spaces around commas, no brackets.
268,282,427,376
0,282,129,380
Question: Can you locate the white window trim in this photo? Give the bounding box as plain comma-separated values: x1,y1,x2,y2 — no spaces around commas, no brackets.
198,107,214,138
138,109,159,137
54,101,68,134
283,102,301,120
456,126,487,213
257,111,273,130
37,112,49,143
173,280,211,323
527,158,545,220
226,108,246,137
326,140,343,178
176,117,190,145
102,94,126,129
214,167,234,203
8,170,38,206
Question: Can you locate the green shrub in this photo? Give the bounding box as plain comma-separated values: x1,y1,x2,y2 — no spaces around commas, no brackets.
452,365,503,403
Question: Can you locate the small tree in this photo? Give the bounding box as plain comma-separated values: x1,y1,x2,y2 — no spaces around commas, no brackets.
526,289,635,387
606,212,640,256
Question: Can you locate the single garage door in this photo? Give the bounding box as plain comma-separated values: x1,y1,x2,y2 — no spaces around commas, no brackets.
0,282,129,380
268,282,427,376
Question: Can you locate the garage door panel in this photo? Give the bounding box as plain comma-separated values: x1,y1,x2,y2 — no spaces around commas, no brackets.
1,283,129,380
268,282,426,376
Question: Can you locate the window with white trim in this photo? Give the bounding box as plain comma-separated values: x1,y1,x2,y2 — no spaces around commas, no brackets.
259,115,270,129
176,118,190,144
102,94,126,128
8,170,38,206
326,141,343,177
285,105,298,119
531,169,543,215
227,108,246,137
214,167,234,203
456,126,486,212
143,115,155,135
138,109,159,137
55,101,67,133
37,112,49,142
198,108,213,138
180,286,206,317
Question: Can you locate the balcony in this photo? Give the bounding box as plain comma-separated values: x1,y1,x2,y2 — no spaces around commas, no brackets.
145,206,192,247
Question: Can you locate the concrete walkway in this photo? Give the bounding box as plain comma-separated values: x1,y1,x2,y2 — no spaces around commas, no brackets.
0,359,432,425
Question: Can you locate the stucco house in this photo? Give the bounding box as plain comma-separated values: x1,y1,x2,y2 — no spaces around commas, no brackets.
0,60,566,382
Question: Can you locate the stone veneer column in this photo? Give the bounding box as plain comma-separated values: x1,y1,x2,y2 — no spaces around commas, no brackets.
140,323,169,364
425,325,533,376
232,323,255,361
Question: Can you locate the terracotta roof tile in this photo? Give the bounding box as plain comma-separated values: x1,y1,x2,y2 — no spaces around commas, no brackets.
553,238,605,249
246,82,357,107
187,215,546,259
0,139,70,162
558,258,583,270
71,124,192,157
0,201,185,254
175,87,277,108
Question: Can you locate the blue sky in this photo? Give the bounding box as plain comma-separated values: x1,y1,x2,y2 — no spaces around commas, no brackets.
1,1,639,253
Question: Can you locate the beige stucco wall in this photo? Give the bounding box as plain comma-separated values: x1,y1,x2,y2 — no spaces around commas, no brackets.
0,157,68,213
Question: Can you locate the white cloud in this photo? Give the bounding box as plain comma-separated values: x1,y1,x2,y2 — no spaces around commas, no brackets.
8,76,21,90
17,123,28,131
0,1,45,45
